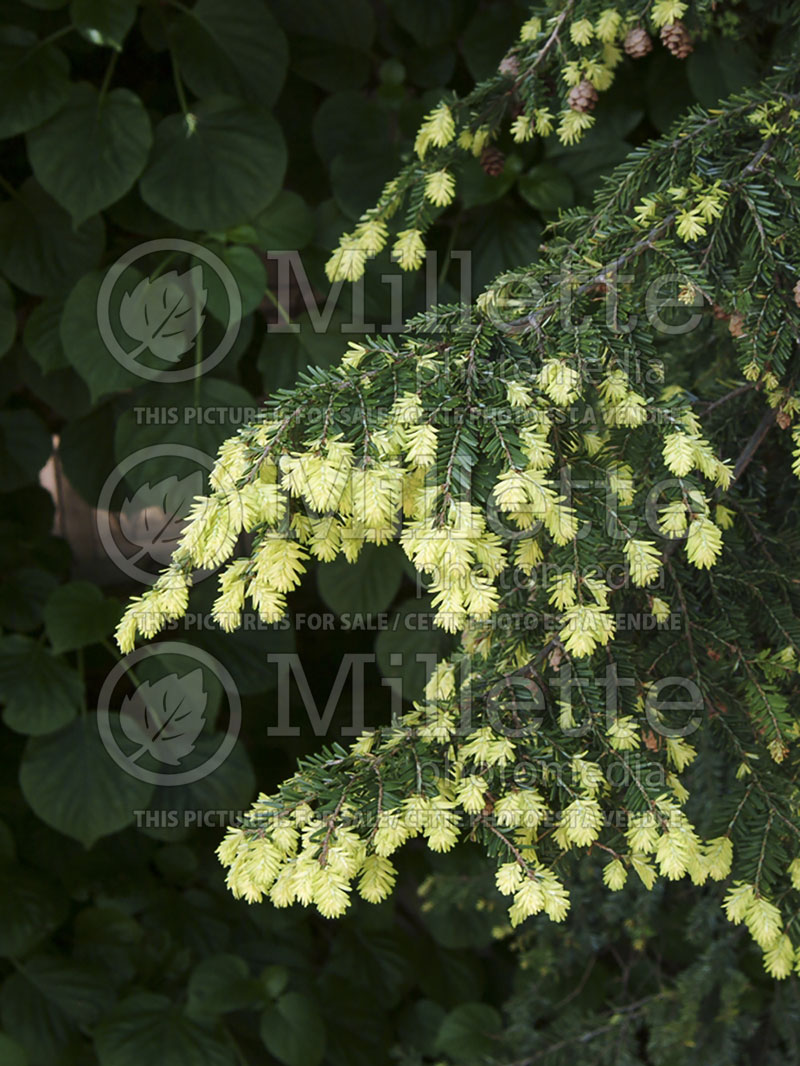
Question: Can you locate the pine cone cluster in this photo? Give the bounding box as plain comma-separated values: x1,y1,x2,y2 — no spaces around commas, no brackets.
793,278,800,307
480,146,505,177
660,21,693,58
568,79,599,113
623,26,653,58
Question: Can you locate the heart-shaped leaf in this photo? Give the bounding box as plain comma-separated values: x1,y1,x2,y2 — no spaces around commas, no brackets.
169,0,288,108
0,28,70,140
19,716,153,847
0,180,105,297
27,84,152,227
43,582,122,654
0,635,82,736
70,0,139,50
139,101,287,231
260,992,325,1066
95,993,237,1066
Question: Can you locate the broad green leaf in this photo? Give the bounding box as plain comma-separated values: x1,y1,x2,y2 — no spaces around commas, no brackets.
269,0,375,50
253,190,314,251
0,635,82,735
60,269,146,402
457,155,521,210
547,130,632,196
317,979,385,1066
0,179,105,297
57,401,119,505
191,589,296,695
402,44,455,89
470,205,542,292
11,955,114,1026
140,101,287,232
291,39,370,92
645,51,694,133
23,297,68,373
0,28,70,140
461,5,524,81
70,0,138,49
297,308,360,371
261,966,289,999
312,92,392,165
170,0,288,108
375,598,454,704
260,992,325,1066
27,85,152,226
73,906,142,951
17,357,92,422
0,973,72,1066
43,582,122,654
0,279,15,358
95,993,237,1066
331,144,400,219
0,867,67,957
318,544,405,616
687,39,759,108
186,954,261,1018
260,307,360,394
258,333,303,395
0,820,15,863
141,738,255,843
398,999,445,1057
518,163,575,214
0,1032,26,1066
205,245,266,323
113,377,255,492
0,568,59,634
434,1002,503,1063
19,715,154,847
0,409,52,492
384,0,456,45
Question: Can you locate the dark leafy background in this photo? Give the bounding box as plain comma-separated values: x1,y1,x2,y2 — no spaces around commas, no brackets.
0,0,793,1064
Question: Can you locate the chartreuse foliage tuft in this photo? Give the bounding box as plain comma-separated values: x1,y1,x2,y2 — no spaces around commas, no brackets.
117,0,800,988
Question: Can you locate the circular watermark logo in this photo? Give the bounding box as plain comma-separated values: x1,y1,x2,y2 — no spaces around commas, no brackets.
96,443,224,584
97,642,241,787
97,238,242,383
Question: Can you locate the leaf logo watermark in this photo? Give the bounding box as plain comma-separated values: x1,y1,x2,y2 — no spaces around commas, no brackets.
119,266,208,364
97,643,241,787
97,445,217,584
97,238,241,383
120,669,207,767
118,472,205,568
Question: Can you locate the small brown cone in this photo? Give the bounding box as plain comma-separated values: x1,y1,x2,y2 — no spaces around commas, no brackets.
498,53,520,78
623,26,653,58
793,278,800,307
728,312,745,338
660,21,693,59
568,79,599,113
480,146,505,176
